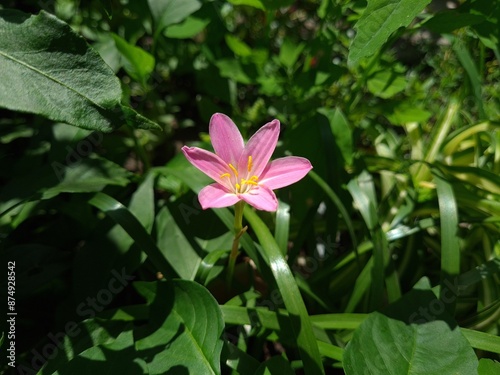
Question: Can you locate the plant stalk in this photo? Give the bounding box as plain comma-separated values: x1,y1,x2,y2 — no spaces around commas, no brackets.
226,201,247,289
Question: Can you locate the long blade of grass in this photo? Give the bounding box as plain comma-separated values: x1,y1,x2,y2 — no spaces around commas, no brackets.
414,99,459,184
243,206,325,375
274,200,290,256
433,170,461,315
461,328,500,354
451,36,486,119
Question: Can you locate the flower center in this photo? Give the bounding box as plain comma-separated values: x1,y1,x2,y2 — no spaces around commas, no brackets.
220,156,258,194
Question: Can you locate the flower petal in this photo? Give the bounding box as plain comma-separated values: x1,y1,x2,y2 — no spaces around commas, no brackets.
241,185,278,211
238,119,280,177
209,113,245,165
259,156,312,189
199,183,240,209
182,146,229,186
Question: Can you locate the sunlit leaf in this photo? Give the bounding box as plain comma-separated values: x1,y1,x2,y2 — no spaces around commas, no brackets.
134,280,225,375
349,0,432,67
344,289,479,374
148,0,201,34
112,33,155,84
0,10,160,131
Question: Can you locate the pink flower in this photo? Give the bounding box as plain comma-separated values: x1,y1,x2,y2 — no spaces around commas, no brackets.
182,113,312,212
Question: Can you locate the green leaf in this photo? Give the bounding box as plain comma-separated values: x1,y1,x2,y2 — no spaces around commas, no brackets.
386,102,432,124
344,289,479,375
216,59,253,84
348,0,432,67
165,16,210,39
134,280,225,375
367,70,407,98
274,200,290,256
148,0,202,34
43,156,132,199
279,38,306,69
0,10,160,132
112,33,155,84
461,328,500,354
478,358,500,374
225,34,253,57
318,107,353,165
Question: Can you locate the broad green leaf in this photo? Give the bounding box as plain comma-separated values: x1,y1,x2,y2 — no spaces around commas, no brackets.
344,289,479,375
148,0,201,34
0,10,160,132
112,33,155,84
279,38,305,69
225,34,253,57
478,358,500,374
318,107,353,165
216,59,253,84
367,70,407,98
165,16,210,38
134,280,225,375
43,156,131,199
349,0,432,67
386,102,432,124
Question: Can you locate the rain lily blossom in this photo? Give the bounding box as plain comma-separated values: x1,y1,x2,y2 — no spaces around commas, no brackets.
182,113,312,212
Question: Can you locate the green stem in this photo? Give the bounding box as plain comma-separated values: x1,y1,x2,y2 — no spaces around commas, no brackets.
226,201,247,288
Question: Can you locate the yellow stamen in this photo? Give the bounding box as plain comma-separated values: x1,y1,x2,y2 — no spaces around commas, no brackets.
228,163,238,177
220,173,231,178
249,175,258,182
235,183,241,191
247,156,253,172
245,180,258,186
